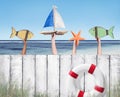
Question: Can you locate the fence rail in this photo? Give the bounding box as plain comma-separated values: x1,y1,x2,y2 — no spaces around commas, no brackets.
0,55,120,97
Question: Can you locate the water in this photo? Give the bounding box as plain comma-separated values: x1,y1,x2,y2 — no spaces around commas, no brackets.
0,40,119,55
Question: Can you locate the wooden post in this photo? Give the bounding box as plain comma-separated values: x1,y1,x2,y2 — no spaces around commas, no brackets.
23,55,35,97
110,55,120,97
0,55,10,97
60,55,71,97
36,55,47,95
72,40,77,55
51,33,57,55
97,55,110,97
96,37,102,55
21,40,27,55
84,55,97,91
48,55,59,97
71,55,85,96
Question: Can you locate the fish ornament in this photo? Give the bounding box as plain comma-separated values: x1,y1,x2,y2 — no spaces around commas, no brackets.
10,27,34,40
89,26,114,38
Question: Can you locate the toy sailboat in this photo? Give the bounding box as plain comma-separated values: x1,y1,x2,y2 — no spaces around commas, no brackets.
40,6,67,35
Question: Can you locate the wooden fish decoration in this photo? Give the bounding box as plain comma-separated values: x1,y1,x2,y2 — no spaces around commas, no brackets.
10,27,34,40
89,26,114,38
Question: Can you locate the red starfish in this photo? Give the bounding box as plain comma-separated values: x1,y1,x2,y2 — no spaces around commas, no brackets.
70,31,85,46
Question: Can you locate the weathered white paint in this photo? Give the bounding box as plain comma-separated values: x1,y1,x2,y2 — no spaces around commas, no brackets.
71,55,85,95
0,55,10,97
83,55,97,92
110,55,120,83
23,55,35,97
110,55,120,97
48,55,59,97
97,55,110,97
60,55,71,97
72,55,85,68
0,55,120,97
85,55,96,64
0,55,10,84
10,55,22,88
36,55,47,94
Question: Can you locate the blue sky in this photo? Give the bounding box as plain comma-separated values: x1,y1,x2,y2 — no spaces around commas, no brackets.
0,0,120,40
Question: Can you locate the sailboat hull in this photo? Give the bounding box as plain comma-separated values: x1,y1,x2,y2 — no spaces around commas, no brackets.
40,30,67,35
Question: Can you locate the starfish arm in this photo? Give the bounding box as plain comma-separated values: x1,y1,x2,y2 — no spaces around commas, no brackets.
78,30,82,35
71,31,76,37
69,31,85,46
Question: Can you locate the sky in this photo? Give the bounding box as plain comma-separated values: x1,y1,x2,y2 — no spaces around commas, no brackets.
0,0,120,40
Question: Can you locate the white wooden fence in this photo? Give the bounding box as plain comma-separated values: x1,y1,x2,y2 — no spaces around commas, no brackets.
0,55,120,97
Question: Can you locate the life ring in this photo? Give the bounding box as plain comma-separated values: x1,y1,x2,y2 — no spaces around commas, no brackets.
69,64,106,97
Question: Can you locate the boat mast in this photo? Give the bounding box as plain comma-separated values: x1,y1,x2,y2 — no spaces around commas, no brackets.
51,6,57,55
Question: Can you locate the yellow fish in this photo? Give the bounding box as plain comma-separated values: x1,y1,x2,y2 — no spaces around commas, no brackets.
10,27,34,40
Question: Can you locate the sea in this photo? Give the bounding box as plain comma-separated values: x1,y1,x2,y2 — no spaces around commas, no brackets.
0,40,120,55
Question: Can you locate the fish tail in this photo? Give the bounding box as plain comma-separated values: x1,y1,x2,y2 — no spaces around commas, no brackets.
10,27,16,38
108,26,114,39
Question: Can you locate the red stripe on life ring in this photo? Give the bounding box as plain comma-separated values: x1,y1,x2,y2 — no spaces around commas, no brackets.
69,70,78,79
78,90,84,97
94,85,104,93
88,64,96,74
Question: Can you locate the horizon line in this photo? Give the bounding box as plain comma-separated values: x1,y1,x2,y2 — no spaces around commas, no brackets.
0,39,120,41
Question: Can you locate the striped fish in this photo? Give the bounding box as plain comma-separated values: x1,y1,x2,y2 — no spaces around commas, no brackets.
89,26,114,38
10,27,34,40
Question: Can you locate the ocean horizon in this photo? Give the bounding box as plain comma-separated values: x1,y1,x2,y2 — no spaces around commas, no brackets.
0,40,119,55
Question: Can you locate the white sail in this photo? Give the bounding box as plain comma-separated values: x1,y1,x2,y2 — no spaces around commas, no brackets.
41,6,67,35
53,7,65,28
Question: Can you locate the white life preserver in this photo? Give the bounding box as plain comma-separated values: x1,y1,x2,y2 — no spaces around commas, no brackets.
69,64,106,97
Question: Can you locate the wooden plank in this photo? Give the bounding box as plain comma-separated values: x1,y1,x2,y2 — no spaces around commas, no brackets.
10,55,22,88
85,55,96,64
110,55,120,97
97,55,110,97
60,55,71,97
69,55,85,96
72,55,85,68
36,55,47,95
23,55,35,97
0,55,10,97
0,55,10,84
48,55,59,97
84,55,97,93
0,54,120,97
72,55,85,90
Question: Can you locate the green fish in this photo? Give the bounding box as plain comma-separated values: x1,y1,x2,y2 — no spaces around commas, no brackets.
89,26,114,39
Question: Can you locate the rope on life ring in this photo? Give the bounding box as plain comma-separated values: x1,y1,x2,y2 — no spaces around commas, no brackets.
69,64,106,97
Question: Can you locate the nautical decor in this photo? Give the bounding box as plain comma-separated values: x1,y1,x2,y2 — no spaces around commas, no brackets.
69,64,106,97
10,27,34,40
10,27,34,55
40,6,67,35
70,31,85,46
89,26,114,39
